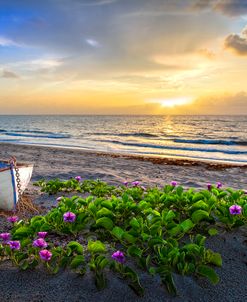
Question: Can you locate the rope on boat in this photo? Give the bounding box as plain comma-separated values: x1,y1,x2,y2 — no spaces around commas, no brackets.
0,157,42,217
0,194,41,218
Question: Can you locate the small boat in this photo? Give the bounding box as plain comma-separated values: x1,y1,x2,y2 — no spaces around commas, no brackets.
0,158,33,211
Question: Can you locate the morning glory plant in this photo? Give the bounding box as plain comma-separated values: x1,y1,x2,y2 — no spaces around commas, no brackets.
7,216,19,223
63,212,76,223
37,232,48,238
0,233,11,242
39,249,52,261
33,238,48,248
112,251,125,264
1,178,247,298
229,205,242,215
8,241,21,250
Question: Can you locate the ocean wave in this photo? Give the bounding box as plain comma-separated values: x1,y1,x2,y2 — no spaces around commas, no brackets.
0,129,70,139
101,140,247,155
173,138,247,146
91,132,159,138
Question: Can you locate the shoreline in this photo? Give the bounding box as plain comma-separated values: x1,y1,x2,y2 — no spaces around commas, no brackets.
0,142,246,171
0,141,246,192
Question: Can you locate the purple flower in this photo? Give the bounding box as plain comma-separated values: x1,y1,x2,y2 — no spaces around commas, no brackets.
171,181,177,187
207,183,212,191
123,181,128,187
39,249,52,261
56,196,63,202
244,190,247,195
132,181,140,187
0,233,11,241
33,238,48,248
111,250,125,264
7,216,19,223
63,212,76,223
217,182,222,189
8,241,21,250
75,176,82,182
37,232,48,239
229,205,242,215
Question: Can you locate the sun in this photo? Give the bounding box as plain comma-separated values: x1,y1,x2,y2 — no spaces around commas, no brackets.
160,97,193,108
148,97,193,108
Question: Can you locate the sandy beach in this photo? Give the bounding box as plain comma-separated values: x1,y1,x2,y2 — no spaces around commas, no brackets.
0,143,247,302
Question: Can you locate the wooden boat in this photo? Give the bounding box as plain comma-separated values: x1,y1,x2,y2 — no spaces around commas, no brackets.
0,158,33,211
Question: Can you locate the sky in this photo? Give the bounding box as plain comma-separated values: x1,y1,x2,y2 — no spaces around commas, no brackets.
0,0,247,115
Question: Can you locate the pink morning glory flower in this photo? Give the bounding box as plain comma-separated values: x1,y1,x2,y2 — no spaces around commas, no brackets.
132,181,140,187
111,250,125,264
217,182,222,189
7,216,19,223
207,183,212,191
123,181,128,187
33,238,48,248
229,205,242,215
63,212,76,222
75,176,82,182
171,181,177,187
8,241,21,250
56,196,63,202
0,233,11,241
39,249,52,261
37,232,48,239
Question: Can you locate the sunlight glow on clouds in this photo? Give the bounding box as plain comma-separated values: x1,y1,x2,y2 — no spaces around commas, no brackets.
0,0,246,114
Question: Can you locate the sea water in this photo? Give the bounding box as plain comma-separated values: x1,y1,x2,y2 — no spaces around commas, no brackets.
0,115,246,164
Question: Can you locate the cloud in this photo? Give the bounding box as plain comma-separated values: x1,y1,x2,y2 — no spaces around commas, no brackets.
224,26,247,55
177,92,247,115
198,48,216,59
214,0,247,16
192,0,214,10
79,0,118,6
192,91,247,114
85,39,100,47
0,36,19,47
192,0,247,16
2,69,19,78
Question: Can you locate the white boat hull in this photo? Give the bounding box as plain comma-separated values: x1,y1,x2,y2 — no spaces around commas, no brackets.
0,163,33,211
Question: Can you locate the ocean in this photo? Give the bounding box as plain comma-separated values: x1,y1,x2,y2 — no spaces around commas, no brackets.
0,115,246,164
